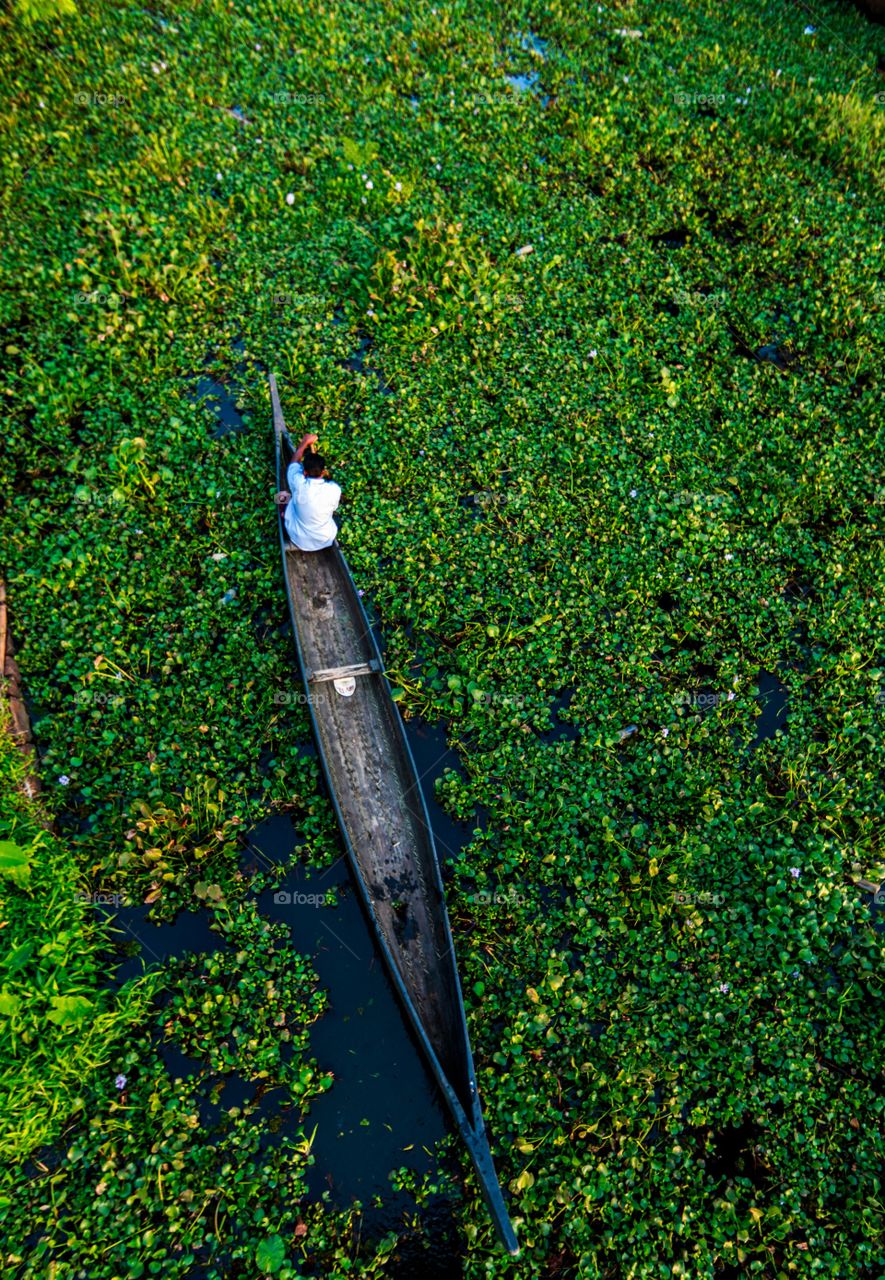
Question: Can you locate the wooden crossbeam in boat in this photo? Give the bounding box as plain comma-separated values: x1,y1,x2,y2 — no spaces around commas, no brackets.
306,660,381,683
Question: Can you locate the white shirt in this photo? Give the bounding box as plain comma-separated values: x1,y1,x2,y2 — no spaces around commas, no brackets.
284,461,341,551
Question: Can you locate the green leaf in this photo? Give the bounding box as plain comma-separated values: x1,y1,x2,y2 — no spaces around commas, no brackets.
46,995,94,1027
5,940,35,973
0,989,22,1017
0,840,31,889
255,1235,286,1274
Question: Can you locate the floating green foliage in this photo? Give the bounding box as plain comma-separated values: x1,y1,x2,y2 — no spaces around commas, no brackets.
1,0,884,1275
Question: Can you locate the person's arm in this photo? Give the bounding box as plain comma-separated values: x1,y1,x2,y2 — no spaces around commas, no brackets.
292,432,318,464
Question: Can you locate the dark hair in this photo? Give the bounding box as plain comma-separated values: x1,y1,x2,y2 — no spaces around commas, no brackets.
303,452,326,477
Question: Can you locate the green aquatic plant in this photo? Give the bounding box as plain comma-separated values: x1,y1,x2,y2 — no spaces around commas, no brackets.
1,0,884,1274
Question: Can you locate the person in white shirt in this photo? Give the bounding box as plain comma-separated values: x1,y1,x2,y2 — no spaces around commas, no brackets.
278,432,342,551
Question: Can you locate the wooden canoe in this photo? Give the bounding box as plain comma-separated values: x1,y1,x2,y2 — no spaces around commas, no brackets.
270,375,518,1255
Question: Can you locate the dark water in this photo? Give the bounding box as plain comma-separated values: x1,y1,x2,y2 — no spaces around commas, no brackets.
343,334,393,395
107,903,222,985
191,374,246,436
752,341,792,370
650,227,690,248
101,818,456,1246
252,851,449,1212
405,717,486,866
750,670,789,749
505,70,540,94
539,686,581,744
188,336,252,437
519,31,548,57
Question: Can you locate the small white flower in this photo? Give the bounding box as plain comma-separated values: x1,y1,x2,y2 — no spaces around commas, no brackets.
365,180,373,190
589,348,597,358
790,867,801,879
804,24,816,34
366,309,375,318
39,99,45,108
58,775,71,786
215,171,222,181
361,172,368,180
286,192,295,205
255,42,261,50
629,488,637,498
347,163,353,170
776,68,782,77
394,181,402,191
419,450,425,456
661,728,669,738
435,162,441,170
725,553,733,560
361,196,367,204
514,244,533,256
719,982,731,994
623,75,630,84
727,691,735,701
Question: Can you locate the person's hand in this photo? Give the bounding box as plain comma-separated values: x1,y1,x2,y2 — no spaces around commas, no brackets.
301,432,319,447
274,490,291,506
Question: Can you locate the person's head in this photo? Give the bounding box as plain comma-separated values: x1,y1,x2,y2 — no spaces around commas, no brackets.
303,451,326,478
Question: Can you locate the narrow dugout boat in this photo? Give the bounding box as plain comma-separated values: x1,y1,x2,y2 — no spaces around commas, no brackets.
269,375,518,1255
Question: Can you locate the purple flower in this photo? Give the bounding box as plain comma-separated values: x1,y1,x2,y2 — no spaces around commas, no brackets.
115,1074,127,1091
58,775,70,786
358,589,365,597
789,867,800,879
719,982,730,994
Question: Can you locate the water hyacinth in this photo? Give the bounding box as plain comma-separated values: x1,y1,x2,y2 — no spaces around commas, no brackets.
2,0,883,1275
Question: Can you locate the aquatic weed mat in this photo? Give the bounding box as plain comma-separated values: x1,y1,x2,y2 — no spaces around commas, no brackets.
1,0,885,1275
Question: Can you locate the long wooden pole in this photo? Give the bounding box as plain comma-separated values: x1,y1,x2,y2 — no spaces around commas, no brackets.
0,580,50,814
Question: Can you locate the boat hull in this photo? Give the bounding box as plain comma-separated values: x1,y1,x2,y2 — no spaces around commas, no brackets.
270,376,518,1254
